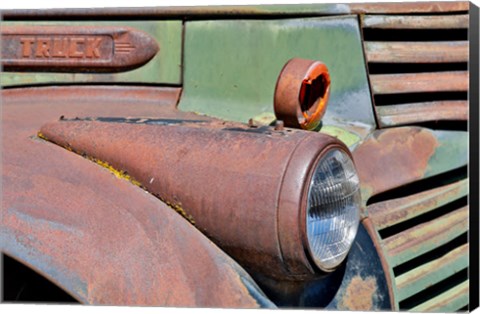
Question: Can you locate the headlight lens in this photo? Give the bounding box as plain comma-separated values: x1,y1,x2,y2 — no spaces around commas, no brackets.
305,148,361,271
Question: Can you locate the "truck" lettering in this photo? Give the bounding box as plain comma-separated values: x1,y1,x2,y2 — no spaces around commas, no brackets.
20,36,103,59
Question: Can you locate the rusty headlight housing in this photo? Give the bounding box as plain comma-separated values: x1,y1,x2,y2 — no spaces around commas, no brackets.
305,148,361,272
41,118,361,280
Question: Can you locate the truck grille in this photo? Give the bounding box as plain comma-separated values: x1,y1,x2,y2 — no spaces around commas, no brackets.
367,171,469,311
360,9,470,312
361,12,469,128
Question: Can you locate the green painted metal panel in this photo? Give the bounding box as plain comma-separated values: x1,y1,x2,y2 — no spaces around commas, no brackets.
2,21,182,86
179,16,376,147
425,130,469,177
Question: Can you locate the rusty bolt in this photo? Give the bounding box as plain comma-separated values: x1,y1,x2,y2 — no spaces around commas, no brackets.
274,58,331,131
274,120,285,131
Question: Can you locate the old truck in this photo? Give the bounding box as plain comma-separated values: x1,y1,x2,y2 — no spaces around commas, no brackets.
1,1,476,311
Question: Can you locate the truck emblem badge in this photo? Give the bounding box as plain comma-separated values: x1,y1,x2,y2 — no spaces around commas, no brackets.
1,26,159,73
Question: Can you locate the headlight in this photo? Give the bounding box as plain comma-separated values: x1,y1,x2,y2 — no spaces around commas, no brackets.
305,148,361,272
41,118,361,280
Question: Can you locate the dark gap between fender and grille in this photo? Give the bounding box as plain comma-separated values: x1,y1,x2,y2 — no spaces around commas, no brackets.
362,11,469,17
378,196,467,239
457,304,469,312
368,62,468,74
367,166,468,206
455,304,469,312
393,232,468,277
402,120,468,132
373,92,468,106
2,254,79,303
363,28,468,41
398,267,468,310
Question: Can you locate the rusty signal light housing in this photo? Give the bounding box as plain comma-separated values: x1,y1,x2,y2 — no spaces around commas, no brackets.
40,118,354,281
274,58,331,130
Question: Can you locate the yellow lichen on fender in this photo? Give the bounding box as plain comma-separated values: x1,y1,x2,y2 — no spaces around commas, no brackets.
37,131,48,141
158,196,196,225
89,157,143,187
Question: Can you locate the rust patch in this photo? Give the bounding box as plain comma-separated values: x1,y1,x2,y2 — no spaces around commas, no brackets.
2,85,272,307
40,130,197,224
353,127,438,200
2,26,159,73
340,276,378,310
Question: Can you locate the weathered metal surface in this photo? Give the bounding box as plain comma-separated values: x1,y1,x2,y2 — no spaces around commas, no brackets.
365,41,468,63
368,179,468,230
382,206,468,267
274,58,331,130
411,280,469,312
357,126,470,310
251,223,392,310
353,127,468,201
179,16,376,142
39,117,347,280
0,2,468,19
0,4,349,19
326,223,392,310
370,71,468,95
349,1,469,14
1,26,159,72
2,86,188,118
362,14,469,29
376,101,468,128
396,243,469,301
362,218,398,310
2,86,276,307
2,21,182,86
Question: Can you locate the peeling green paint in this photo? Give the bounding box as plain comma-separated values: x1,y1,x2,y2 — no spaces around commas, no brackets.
250,112,277,126
425,130,468,178
320,125,362,149
179,16,375,132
